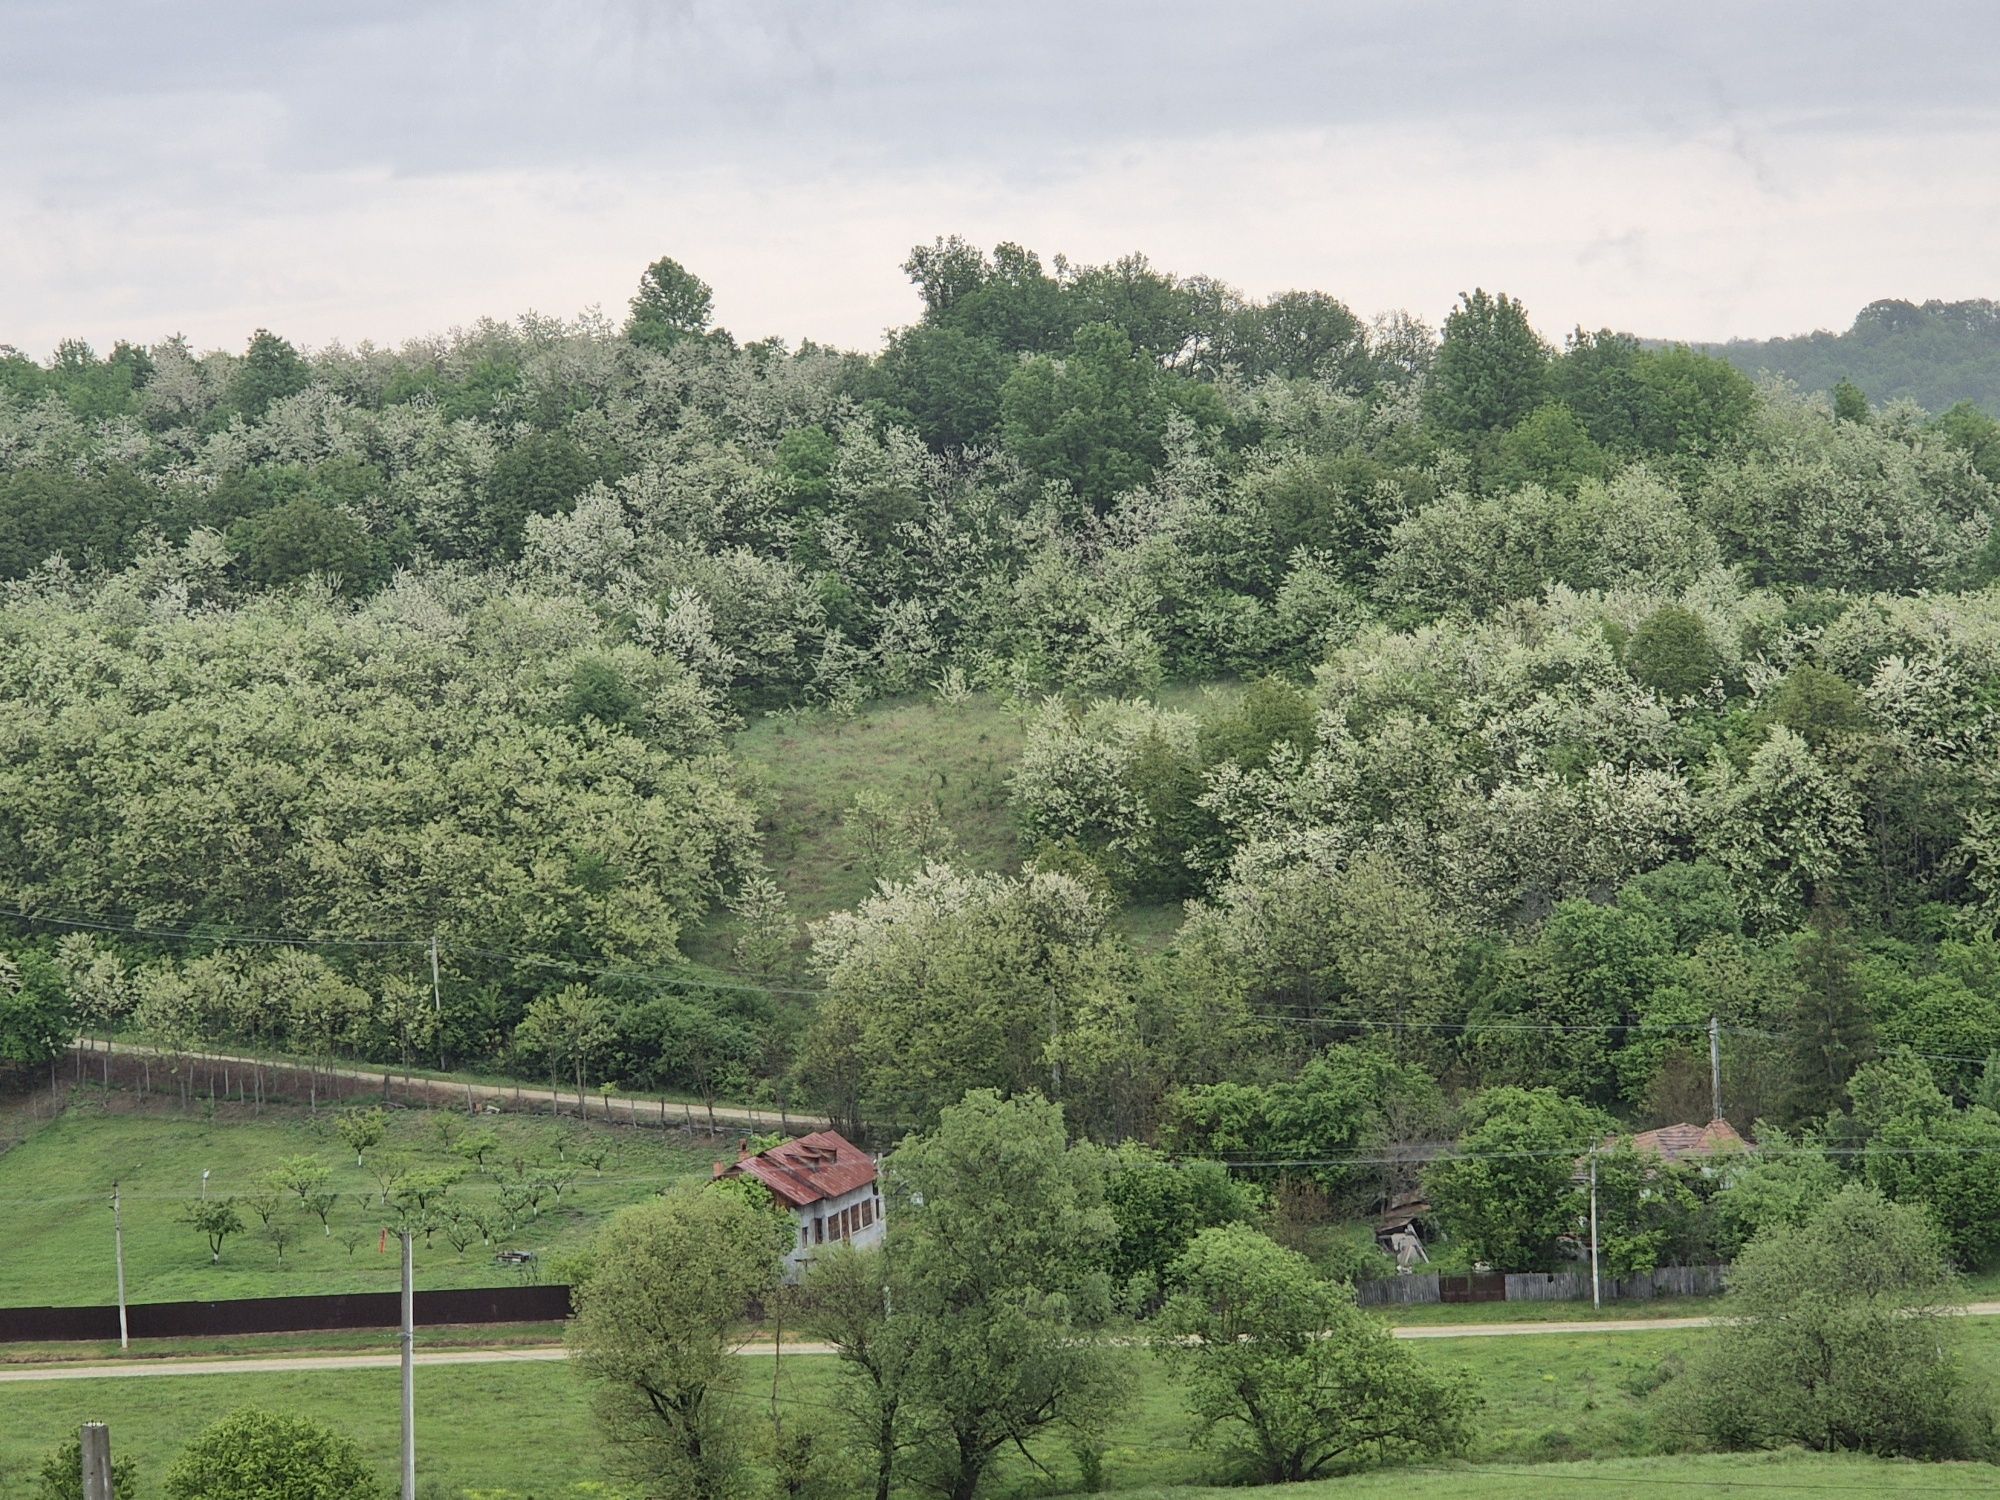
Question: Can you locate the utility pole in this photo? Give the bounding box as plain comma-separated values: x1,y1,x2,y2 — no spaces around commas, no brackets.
79,1423,113,1500
1588,1148,1601,1312
1708,1015,1723,1122
1047,988,1061,1100
400,1230,416,1500
111,1184,128,1352
429,932,445,1073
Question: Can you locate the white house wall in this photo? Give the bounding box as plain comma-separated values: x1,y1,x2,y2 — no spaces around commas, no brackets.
782,1182,886,1280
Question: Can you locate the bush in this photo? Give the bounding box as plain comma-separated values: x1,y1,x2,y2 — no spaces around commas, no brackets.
1668,1185,1990,1459
164,1409,381,1500
35,1436,139,1500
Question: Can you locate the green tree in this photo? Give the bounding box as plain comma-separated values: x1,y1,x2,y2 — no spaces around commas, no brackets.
335,1107,386,1166
797,1244,920,1500
1846,1056,2000,1267
228,496,385,593
484,431,600,557
1832,377,1870,423
1485,401,1611,493
885,1090,1120,1500
561,657,644,732
183,1199,244,1263
1426,289,1550,437
1104,1146,1263,1298
1152,1224,1473,1483
267,1154,331,1209
1671,1185,1983,1458
1001,322,1187,507
227,330,311,419
34,1434,139,1500
1424,1087,1611,1270
516,984,617,1115
1625,605,1721,699
1778,905,1875,1124
0,951,75,1069
567,1181,792,1500
1228,290,1368,384
868,324,1015,450
164,1409,380,1500
626,255,716,352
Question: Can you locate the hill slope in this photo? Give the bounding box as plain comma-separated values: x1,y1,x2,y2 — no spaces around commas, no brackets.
1699,298,2000,411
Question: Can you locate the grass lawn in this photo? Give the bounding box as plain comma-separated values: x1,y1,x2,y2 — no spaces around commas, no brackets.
0,1093,712,1308
1114,1454,2000,1498
14,1323,2000,1499
1380,1291,1722,1325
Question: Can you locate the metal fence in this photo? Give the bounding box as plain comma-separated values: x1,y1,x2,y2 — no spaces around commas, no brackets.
1354,1263,1727,1309
0,1284,574,1343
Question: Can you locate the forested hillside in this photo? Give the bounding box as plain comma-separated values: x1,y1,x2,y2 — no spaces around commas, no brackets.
7,239,2000,1272
1703,297,2000,414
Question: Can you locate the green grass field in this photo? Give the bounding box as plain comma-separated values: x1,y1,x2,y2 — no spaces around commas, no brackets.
719,683,1236,953
0,1093,713,1307
7,1328,2000,1498
730,691,1032,929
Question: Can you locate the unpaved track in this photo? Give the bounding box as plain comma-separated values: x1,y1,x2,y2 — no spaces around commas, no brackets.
14,1306,2000,1383
81,1040,826,1134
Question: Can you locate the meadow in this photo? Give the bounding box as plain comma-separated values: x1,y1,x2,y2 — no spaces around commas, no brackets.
10,1325,2000,1498
0,1093,715,1307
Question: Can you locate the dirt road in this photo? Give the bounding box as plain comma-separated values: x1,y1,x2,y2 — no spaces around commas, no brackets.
81,1040,825,1135
12,1301,2000,1383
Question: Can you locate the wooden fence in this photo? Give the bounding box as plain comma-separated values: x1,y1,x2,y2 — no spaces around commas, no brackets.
1354,1263,1727,1309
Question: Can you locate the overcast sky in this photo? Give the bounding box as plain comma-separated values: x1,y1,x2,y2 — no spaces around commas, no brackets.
6,1,1997,359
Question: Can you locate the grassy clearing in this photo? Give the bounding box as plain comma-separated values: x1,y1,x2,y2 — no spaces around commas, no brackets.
723,683,1236,946
13,1325,2000,1498
730,691,1032,928
0,1093,712,1307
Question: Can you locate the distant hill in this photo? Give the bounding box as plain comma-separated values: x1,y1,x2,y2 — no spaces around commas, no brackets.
1695,299,2000,414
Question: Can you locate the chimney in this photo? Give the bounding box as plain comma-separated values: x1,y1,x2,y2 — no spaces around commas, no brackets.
737,1137,750,1160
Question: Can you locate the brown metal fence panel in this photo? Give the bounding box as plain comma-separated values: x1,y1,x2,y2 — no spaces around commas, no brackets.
1438,1271,1507,1303
0,1285,573,1343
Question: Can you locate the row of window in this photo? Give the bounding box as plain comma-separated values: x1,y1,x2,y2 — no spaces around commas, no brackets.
802,1193,881,1248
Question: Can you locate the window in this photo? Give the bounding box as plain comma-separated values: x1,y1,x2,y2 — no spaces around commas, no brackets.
815,1217,824,1244
859,1201,872,1229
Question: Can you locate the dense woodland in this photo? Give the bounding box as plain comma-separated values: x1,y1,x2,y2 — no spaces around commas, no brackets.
8,239,2000,1280
1706,297,2000,414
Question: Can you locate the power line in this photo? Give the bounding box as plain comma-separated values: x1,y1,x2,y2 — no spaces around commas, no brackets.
0,903,428,950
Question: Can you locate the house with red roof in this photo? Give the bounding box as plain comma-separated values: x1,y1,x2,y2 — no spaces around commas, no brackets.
714,1130,885,1280
1619,1118,1750,1166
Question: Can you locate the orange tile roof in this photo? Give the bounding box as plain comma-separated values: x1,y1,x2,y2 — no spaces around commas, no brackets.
1616,1118,1750,1164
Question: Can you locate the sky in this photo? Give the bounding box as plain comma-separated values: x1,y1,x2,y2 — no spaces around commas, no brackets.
5,0,1998,359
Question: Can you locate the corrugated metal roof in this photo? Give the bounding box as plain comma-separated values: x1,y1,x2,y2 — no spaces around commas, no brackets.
717,1130,878,1209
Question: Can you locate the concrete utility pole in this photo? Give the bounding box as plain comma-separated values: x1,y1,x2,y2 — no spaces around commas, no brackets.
1708,1015,1723,1122
1588,1148,1601,1312
80,1423,113,1500
400,1230,416,1500
111,1184,128,1352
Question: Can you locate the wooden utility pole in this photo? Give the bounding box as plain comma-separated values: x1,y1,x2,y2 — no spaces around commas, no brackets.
80,1423,113,1500
1708,1015,1723,1122
400,1230,416,1500
111,1184,128,1351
